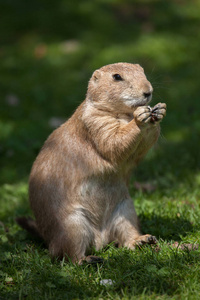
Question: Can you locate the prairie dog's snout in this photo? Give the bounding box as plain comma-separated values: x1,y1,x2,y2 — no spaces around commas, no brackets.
132,79,153,103
143,84,153,102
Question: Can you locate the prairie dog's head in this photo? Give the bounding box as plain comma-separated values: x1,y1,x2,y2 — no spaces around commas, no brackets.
87,63,153,113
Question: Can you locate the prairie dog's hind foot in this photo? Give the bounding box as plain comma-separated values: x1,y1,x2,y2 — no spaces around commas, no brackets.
125,234,157,250
135,234,157,247
78,255,104,265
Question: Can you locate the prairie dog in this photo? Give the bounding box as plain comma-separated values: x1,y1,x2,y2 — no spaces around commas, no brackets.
17,63,166,264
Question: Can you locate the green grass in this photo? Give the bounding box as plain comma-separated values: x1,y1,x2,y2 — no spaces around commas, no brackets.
1,0,200,299
1,183,200,299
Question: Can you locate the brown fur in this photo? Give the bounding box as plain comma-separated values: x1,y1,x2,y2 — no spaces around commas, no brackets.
18,63,166,263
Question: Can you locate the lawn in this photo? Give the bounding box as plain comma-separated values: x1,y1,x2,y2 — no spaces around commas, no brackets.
1,0,200,299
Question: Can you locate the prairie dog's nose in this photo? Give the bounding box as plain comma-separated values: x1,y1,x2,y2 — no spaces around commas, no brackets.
143,83,153,98
143,91,152,98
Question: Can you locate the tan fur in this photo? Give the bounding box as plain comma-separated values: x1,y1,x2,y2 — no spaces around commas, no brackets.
27,63,166,263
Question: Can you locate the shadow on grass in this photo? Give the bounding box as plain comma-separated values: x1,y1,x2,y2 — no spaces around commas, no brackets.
1,233,197,299
0,236,97,300
139,214,197,242
104,246,198,297
1,209,200,299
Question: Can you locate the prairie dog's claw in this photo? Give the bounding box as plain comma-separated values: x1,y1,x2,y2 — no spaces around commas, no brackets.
147,105,152,112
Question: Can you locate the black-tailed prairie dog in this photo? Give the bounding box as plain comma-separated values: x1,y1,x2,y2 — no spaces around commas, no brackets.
17,62,166,264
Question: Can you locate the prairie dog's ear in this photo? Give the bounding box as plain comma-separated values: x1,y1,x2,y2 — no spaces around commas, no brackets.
92,70,101,82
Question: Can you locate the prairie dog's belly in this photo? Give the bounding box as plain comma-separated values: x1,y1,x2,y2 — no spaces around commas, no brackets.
72,176,130,247
79,176,129,211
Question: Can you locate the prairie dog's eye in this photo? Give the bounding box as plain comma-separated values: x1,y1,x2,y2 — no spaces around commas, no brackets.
113,74,123,81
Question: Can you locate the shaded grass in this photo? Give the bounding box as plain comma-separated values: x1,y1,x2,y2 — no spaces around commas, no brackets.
1,231,200,300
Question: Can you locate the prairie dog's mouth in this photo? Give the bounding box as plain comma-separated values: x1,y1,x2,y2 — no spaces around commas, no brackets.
123,97,152,108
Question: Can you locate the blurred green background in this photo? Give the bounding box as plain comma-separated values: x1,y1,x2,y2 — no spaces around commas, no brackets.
0,0,200,190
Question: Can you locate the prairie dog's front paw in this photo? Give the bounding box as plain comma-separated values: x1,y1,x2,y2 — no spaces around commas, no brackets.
133,106,152,125
151,102,167,123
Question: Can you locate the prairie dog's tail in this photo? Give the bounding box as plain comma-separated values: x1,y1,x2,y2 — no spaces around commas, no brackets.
16,217,41,238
